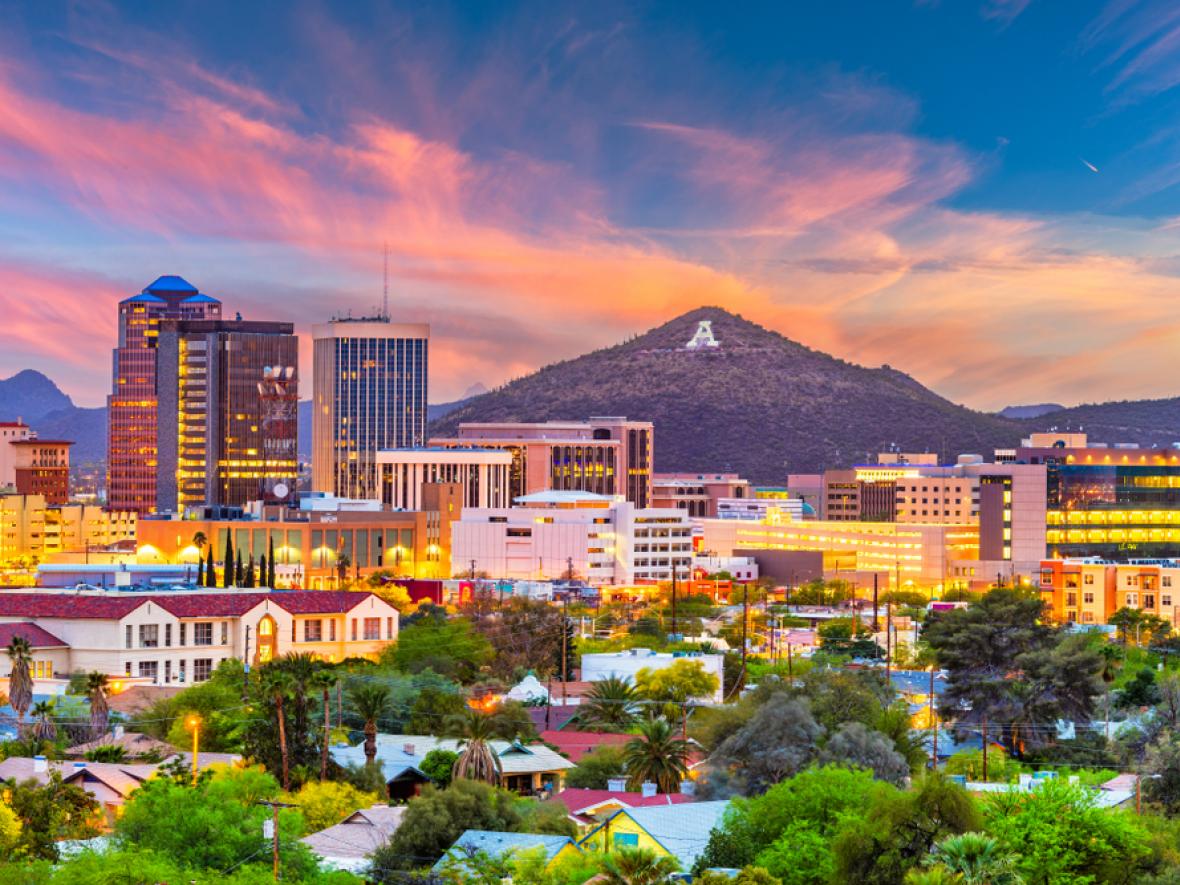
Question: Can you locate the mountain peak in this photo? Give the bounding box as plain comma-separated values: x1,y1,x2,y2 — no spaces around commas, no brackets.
0,370,74,424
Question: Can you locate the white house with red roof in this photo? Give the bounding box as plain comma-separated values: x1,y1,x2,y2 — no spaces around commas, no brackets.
0,589,398,690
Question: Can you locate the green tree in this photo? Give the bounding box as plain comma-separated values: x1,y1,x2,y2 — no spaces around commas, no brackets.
566,745,626,789
5,637,32,732
260,667,295,789
347,678,392,766
288,779,382,831
1121,668,1162,709
388,615,492,682
927,832,1023,885
577,675,641,731
5,772,100,860
116,765,319,877
623,716,690,793
204,543,216,587
695,765,883,882
635,659,720,737
373,780,522,873
831,773,981,885
420,748,459,787
1144,736,1180,816
28,701,55,743
408,684,469,734
819,722,910,786
223,532,234,588
267,535,277,587
984,777,1150,884
708,694,823,795
944,748,1019,784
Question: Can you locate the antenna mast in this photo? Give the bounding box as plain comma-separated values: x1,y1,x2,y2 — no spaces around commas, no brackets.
382,242,389,321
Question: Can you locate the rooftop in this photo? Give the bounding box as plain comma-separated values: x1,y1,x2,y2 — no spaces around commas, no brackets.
435,830,576,872
0,590,387,620
142,275,198,294
0,622,68,649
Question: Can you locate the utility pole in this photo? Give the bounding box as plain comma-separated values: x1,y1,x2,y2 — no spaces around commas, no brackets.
929,664,938,770
740,585,750,691
982,717,989,782
258,799,296,881
872,574,880,632
885,601,893,682
561,594,570,707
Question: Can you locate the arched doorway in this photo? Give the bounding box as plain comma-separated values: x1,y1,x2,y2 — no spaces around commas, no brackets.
255,615,277,664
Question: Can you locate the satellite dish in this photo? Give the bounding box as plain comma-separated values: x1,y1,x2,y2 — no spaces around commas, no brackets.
273,483,290,500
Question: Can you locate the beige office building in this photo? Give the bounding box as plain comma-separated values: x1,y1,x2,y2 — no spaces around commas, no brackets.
312,318,429,499
376,448,513,510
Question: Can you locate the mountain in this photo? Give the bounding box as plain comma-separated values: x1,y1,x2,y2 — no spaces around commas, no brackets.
998,403,1064,420
428,307,1024,482
1027,398,1180,448
0,370,107,463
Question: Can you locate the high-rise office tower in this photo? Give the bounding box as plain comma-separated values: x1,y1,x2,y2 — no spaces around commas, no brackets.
156,319,299,512
312,317,429,499
107,276,221,513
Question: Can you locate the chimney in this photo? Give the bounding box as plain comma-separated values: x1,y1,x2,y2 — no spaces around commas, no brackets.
32,755,46,773
606,778,627,793
641,781,657,798
403,743,415,756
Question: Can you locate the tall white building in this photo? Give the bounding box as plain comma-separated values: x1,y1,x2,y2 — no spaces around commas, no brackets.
312,319,429,499
450,491,693,584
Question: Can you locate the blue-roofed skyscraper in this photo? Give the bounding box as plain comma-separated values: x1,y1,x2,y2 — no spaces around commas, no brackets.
107,276,221,513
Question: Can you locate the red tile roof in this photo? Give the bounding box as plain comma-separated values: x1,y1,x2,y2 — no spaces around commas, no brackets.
0,622,68,648
553,788,694,816
541,730,632,762
0,591,382,620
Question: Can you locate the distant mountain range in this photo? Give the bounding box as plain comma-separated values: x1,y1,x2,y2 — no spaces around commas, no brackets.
3,311,1180,481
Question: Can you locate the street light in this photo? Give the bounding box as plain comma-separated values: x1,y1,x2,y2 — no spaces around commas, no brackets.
186,714,201,785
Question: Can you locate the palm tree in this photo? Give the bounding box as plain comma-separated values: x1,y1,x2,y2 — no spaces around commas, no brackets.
6,636,33,732
929,832,1023,885
261,668,295,789
312,668,337,780
1099,644,1122,742
906,870,965,885
30,700,55,742
623,716,690,794
86,672,110,739
577,675,640,731
347,679,391,767
445,708,502,785
598,848,680,885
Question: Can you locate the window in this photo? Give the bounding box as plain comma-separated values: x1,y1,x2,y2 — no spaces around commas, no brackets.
139,625,159,648
165,624,172,647
125,625,133,649
1165,595,1173,608
193,659,213,682
221,622,228,645
387,617,395,639
125,662,132,676
614,833,639,848
1084,574,1094,585
1166,577,1174,588
193,623,213,646
1128,592,1139,607
179,623,187,646
139,661,159,681
351,619,357,641
1083,592,1094,604
1145,594,1156,609
363,618,380,641
305,619,323,642
329,619,336,641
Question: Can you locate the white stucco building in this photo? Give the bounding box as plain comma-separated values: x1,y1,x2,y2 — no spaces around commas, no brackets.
581,649,725,703
376,447,513,510
450,491,693,585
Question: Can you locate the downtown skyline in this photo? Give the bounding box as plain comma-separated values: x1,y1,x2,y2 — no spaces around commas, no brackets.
2,1,1180,410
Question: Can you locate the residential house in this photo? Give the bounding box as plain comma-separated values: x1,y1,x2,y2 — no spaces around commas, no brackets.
301,805,406,874
539,731,632,763
555,787,694,830
332,735,575,796
433,830,581,874
579,801,730,871
329,742,430,801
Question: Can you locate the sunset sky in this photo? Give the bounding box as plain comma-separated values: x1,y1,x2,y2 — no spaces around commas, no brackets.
2,1,1180,410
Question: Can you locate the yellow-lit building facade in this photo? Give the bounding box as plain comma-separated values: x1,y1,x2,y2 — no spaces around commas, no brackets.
1040,558,1180,626
698,515,978,591
0,495,136,565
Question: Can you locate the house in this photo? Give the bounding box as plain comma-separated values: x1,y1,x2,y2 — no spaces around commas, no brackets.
555,787,694,829
579,801,730,871
540,730,632,763
0,589,400,689
329,743,430,801
433,830,581,874
301,804,406,873
332,735,576,796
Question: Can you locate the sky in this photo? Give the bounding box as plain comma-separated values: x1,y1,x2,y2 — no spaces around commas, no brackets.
2,1,1180,411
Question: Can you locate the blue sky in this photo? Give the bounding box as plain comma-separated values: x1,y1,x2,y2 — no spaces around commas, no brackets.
1,0,1179,410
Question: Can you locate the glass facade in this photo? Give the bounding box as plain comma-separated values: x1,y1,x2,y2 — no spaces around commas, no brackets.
1046,463,1180,558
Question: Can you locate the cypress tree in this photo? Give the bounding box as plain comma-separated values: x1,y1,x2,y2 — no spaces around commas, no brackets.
245,553,256,588
259,553,268,588
267,537,276,587
206,546,216,587
223,534,234,588
235,550,244,586
197,557,205,586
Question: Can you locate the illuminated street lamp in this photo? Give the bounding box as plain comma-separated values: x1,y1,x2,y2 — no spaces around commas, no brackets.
185,714,201,785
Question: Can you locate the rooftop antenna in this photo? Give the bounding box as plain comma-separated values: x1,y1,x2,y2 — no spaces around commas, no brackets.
382,241,389,321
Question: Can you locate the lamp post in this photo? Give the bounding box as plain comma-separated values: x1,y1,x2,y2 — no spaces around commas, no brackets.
186,714,201,785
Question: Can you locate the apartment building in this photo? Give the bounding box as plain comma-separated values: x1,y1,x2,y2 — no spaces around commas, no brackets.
1039,558,1180,626
652,473,750,518
0,495,136,564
